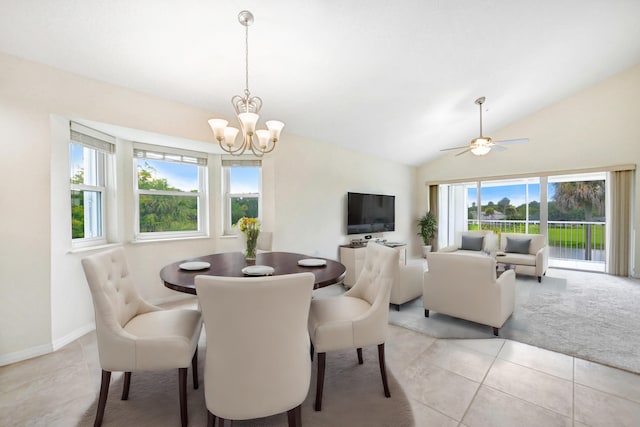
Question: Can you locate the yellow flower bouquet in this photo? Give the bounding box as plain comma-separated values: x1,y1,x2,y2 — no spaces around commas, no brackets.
237,217,260,259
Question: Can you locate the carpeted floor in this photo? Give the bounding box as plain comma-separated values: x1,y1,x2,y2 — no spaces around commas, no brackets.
386,268,640,374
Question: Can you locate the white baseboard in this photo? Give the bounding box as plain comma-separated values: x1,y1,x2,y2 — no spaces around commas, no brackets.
0,342,53,367
0,322,96,367
52,322,96,352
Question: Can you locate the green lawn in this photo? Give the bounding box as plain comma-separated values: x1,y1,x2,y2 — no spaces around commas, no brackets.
470,222,605,249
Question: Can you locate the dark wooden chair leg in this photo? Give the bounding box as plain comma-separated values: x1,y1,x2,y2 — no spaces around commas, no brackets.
538,276,542,283
192,348,199,389
357,348,363,364
219,417,225,426
179,367,188,427
315,352,326,411
310,341,314,361
424,309,429,317
207,411,215,427
121,371,131,400
287,404,302,426
377,343,391,398
95,370,111,427
493,327,499,336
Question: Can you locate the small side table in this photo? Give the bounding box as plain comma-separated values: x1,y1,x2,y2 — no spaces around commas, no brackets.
496,262,513,277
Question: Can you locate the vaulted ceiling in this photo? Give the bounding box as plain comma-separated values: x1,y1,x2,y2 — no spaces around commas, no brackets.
1,0,639,165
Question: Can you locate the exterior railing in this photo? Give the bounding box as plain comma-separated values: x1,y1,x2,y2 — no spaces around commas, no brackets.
469,219,606,262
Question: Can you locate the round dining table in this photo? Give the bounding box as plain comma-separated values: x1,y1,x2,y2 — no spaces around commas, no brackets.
160,251,346,295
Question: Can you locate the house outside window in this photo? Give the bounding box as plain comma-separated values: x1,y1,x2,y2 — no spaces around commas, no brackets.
69,122,115,247
222,159,261,235
133,146,208,240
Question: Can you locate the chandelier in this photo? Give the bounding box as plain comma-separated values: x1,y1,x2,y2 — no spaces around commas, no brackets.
208,10,284,157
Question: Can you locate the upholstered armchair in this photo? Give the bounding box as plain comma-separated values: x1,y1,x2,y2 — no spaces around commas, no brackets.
81,247,202,427
195,273,315,427
389,259,425,310
498,233,549,282
308,243,399,411
423,251,516,336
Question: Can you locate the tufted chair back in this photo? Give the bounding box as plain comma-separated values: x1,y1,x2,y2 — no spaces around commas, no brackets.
195,272,314,424
345,242,399,311
82,247,159,370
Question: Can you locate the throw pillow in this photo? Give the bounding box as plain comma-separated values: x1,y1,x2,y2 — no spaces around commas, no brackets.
461,235,484,251
505,237,531,254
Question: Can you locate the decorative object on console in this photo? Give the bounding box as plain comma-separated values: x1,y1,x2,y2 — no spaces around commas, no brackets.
208,10,284,157
417,211,437,257
440,97,529,156
237,216,260,260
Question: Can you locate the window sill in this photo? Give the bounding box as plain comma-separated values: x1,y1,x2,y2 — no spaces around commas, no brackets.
67,243,121,254
219,234,239,240
131,234,210,244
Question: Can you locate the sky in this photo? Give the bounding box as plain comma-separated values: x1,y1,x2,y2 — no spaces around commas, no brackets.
71,145,260,192
468,183,544,207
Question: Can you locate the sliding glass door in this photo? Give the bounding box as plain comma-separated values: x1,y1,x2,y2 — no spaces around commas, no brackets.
438,172,606,272
547,172,606,271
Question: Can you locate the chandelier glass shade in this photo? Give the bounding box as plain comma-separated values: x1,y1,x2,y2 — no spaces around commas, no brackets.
208,10,284,157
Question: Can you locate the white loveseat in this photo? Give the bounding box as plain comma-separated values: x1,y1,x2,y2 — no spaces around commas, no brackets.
497,233,549,283
439,230,499,256
423,252,516,335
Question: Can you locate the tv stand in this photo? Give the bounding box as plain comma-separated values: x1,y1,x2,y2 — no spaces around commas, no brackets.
339,243,406,287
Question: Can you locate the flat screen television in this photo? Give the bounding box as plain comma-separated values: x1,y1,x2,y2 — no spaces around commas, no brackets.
347,192,395,235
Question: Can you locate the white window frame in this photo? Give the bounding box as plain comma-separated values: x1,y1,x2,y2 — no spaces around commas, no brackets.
133,145,209,241
70,122,115,248
222,159,262,235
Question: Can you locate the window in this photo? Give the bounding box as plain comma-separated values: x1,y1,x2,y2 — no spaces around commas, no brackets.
134,147,208,239
439,172,607,272
69,122,115,247
222,159,261,234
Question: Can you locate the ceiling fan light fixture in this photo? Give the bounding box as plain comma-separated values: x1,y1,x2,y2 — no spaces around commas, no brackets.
471,145,491,156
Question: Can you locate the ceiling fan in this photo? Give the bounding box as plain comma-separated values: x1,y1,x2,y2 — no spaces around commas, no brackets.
441,97,529,156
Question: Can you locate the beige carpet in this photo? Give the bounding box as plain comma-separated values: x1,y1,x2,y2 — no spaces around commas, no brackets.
78,337,414,426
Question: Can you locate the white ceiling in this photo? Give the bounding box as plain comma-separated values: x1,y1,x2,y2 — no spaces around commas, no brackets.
1,0,639,166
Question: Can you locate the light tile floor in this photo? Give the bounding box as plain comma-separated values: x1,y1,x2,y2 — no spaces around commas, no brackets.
2,300,640,426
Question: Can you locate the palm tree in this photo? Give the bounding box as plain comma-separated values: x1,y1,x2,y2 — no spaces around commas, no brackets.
553,181,605,260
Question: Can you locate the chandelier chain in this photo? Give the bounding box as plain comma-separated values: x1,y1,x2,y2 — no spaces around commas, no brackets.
244,23,250,98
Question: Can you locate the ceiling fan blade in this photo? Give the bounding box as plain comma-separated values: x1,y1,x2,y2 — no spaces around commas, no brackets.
494,138,529,145
454,147,473,156
440,145,472,152
492,144,507,151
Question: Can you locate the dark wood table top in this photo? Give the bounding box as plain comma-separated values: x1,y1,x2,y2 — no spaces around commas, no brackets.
160,251,346,295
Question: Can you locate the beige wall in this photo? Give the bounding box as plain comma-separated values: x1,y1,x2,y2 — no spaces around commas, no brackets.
417,63,640,277
0,53,417,364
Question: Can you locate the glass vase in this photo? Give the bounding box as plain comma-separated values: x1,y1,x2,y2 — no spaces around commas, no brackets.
245,235,257,261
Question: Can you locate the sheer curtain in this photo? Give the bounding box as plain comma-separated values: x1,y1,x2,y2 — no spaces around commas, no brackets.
606,169,634,276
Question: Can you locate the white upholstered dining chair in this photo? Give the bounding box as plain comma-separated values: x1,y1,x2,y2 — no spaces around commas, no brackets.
81,247,202,427
308,242,400,411
256,231,273,252
195,272,315,427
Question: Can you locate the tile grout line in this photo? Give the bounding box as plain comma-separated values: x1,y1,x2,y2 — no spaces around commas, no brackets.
457,338,507,425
